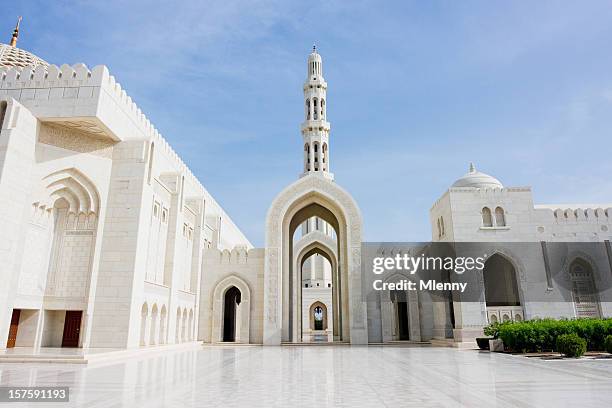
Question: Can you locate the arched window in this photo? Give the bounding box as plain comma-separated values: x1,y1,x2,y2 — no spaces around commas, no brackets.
495,207,506,227
436,218,441,238
313,98,318,120
306,99,311,120
440,216,445,236
482,207,493,227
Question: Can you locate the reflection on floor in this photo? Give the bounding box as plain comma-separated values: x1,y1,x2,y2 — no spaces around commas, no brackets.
1,346,611,407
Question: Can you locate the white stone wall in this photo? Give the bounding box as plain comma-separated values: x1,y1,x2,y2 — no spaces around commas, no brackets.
199,248,264,344
0,62,252,351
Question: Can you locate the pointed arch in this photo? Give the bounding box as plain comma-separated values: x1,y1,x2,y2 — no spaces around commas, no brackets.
482,207,492,227
212,275,251,343
39,168,100,214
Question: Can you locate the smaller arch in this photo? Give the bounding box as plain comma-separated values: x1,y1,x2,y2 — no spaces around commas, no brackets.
309,301,328,331
139,303,149,346
494,207,506,227
175,307,181,343
188,309,194,341
149,304,159,345
212,275,251,343
482,207,492,227
159,305,167,344
181,308,187,342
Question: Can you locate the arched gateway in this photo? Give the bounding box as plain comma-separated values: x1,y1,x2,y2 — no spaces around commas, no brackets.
264,175,367,344
263,46,367,345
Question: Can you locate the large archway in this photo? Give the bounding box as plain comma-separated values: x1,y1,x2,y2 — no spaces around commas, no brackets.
264,176,367,345
295,236,337,342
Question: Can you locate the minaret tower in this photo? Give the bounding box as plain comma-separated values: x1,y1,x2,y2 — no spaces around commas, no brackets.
301,45,333,180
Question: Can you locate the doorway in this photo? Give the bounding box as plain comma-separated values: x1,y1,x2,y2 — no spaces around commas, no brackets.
61,311,82,347
397,301,409,340
6,309,20,348
223,286,241,342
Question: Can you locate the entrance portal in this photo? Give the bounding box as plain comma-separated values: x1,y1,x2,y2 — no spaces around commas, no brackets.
264,176,367,345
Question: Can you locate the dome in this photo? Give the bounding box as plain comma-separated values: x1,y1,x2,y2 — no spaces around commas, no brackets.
451,163,503,189
0,43,48,68
308,44,322,61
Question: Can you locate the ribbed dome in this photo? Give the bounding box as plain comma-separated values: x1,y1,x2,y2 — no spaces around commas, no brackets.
0,43,48,68
451,163,503,189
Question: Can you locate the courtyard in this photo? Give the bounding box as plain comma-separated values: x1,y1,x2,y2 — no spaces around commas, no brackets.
0,345,610,407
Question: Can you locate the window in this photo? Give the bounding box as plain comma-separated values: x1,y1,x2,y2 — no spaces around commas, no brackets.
161,208,168,224
495,207,506,227
153,201,160,218
482,207,493,227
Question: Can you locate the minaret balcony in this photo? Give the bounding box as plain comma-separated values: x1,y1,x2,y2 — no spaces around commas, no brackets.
301,120,330,132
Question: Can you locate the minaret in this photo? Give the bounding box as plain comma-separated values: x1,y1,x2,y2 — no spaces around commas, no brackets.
301,45,333,180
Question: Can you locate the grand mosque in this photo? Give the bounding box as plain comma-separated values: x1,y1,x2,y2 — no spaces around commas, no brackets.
1,18,610,352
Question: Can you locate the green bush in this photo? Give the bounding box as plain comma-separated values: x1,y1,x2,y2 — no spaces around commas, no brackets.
604,335,612,354
495,318,612,353
556,333,587,357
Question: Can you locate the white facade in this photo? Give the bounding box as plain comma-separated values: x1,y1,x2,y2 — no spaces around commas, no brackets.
0,43,250,350
1,38,610,352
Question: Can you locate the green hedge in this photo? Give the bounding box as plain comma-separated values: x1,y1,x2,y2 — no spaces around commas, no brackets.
485,318,612,353
605,335,612,354
556,333,587,357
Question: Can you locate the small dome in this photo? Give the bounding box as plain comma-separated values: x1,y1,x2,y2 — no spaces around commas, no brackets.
0,43,48,68
451,163,503,189
308,44,322,61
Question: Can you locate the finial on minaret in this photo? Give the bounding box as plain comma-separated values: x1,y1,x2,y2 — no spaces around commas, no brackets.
312,43,316,53
9,16,22,47
469,162,476,173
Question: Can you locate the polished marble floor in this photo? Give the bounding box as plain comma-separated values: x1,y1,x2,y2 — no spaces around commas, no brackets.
0,345,611,408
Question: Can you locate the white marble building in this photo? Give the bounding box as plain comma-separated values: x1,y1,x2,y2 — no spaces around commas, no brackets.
1,21,611,352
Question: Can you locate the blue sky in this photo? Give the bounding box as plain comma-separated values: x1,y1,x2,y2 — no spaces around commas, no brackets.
4,1,612,246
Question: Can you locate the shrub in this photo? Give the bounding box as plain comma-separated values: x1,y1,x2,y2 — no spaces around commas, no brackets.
605,335,612,354
476,337,491,350
496,318,612,353
556,333,586,358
